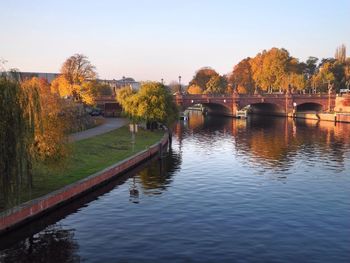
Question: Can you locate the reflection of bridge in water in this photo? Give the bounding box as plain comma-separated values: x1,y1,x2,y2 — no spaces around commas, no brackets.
175,93,337,117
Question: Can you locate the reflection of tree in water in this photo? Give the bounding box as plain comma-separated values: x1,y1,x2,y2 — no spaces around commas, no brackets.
0,225,79,263
234,116,350,170
175,112,350,173
137,147,182,195
240,116,293,168
183,112,349,170
293,119,349,165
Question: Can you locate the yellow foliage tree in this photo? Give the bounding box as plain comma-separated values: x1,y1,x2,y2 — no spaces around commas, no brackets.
52,54,98,105
237,85,248,94
249,48,291,92
51,75,72,97
187,84,203,94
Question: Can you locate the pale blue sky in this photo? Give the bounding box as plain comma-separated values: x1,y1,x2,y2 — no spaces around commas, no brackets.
1,0,349,83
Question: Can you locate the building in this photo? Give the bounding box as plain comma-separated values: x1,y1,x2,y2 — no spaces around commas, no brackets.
17,72,60,83
99,77,141,95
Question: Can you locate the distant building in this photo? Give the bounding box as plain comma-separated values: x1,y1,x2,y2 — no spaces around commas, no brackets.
17,72,60,83
99,77,140,95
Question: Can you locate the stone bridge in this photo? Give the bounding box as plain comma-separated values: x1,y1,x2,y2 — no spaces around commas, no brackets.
94,93,339,118
175,93,337,117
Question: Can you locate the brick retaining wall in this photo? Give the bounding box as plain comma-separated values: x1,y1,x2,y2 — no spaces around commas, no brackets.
0,132,169,235
295,112,350,123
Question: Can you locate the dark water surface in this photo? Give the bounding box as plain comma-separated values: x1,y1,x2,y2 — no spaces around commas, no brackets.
1,114,350,262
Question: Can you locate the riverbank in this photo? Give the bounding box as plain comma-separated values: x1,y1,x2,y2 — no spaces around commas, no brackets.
0,126,168,234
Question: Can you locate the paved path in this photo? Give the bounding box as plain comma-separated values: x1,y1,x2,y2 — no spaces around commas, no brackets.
68,118,128,142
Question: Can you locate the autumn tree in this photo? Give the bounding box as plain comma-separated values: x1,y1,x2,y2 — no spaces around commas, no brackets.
189,67,219,91
187,84,203,94
61,54,96,85
344,58,350,88
245,47,311,92
21,77,68,161
229,58,255,94
251,48,291,92
204,75,227,94
54,54,98,104
311,62,335,92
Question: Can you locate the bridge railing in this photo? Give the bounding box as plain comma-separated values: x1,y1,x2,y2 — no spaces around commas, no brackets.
175,94,229,99
237,94,286,98
176,93,334,100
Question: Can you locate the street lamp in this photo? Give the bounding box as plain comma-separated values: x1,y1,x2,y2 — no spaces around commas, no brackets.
161,78,164,84
178,75,182,93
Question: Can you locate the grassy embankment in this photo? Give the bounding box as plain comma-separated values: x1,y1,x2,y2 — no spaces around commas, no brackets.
8,126,163,210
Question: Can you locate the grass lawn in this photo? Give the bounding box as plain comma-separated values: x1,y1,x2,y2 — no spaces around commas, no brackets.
1,126,163,212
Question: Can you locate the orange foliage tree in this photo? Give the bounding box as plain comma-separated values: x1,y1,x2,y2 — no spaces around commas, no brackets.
229,58,255,94
21,77,68,161
187,84,203,94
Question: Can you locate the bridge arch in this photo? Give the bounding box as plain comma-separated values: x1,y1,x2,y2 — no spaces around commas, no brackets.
240,102,285,116
182,101,232,116
296,102,323,112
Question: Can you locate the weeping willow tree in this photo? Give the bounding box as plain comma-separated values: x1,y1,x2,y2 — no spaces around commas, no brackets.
0,74,41,208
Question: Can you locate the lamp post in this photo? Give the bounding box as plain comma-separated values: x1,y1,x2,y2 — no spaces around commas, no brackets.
178,75,182,93
161,78,164,85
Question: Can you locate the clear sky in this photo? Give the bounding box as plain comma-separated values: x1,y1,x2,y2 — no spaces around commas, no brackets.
1,0,349,83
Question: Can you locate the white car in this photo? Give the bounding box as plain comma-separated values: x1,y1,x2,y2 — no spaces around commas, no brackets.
340,88,350,94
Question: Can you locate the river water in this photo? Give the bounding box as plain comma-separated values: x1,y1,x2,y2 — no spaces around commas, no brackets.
1,114,350,262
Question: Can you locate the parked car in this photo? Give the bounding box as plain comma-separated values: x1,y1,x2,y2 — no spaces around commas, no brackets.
340,88,350,94
89,108,102,116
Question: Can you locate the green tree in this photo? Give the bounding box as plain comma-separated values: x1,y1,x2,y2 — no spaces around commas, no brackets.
305,56,319,77
116,86,139,123
116,82,178,128
136,82,178,126
0,75,40,183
